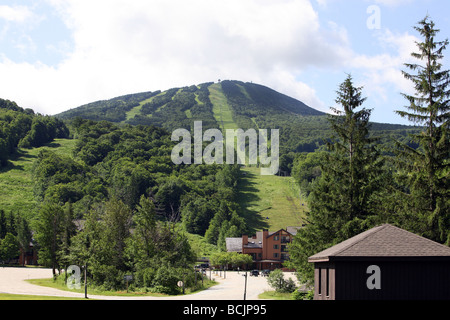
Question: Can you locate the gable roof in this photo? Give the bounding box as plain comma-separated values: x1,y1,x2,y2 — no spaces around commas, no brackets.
226,237,243,252
308,224,450,262
267,227,302,238
286,226,302,236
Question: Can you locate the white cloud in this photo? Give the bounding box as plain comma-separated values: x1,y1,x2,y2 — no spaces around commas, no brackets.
0,0,353,115
350,29,418,99
274,73,328,113
0,0,423,127
0,5,35,23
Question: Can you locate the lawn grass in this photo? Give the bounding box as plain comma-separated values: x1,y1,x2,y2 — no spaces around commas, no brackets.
237,166,307,233
26,274,218,298
0,293,90,300
26,277,165,297
208,83,239,131
258,290,294,300
0,138,77,217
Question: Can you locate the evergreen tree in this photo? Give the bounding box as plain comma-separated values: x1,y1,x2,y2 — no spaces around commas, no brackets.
57,202,77,272
395,16,450,244
68,207,103,277
102,198,133,271
288,75,384,283
0,138,8,167
204,202,245,246
33,202,65,275
0,210,6,239
313,75,384,238
133,195,157,259
16,213,32,266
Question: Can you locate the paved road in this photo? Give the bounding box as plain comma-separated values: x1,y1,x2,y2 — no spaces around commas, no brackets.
0,267,297,300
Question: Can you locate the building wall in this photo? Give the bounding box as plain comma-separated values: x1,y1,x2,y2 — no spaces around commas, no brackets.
241,229,295,270
244,248,262,261
263,230,292,261
314,260,450,300
18,246,38,266
314,262,335,300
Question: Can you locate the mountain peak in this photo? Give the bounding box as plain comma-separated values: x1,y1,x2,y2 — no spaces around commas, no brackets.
56,80,324,131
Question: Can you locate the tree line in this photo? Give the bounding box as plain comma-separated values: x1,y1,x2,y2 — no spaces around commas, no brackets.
21,118,248,293
58,91,159,123
129,83,219,132
0,14,446,296
0,99,69,167
0,210,31,265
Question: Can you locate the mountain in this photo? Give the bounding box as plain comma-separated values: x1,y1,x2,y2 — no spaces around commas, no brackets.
56,80,420,155
56,80,324,129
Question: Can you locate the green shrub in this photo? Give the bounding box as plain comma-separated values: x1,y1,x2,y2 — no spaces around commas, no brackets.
292,289,314,300
267,269,297,293
151,266,182,295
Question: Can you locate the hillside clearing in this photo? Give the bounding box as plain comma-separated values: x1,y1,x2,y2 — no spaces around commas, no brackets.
0,139,77,217
208,83,239,130
237,166,306,233
0,136,306,241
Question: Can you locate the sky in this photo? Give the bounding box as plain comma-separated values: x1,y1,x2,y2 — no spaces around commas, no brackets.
0,0,448,125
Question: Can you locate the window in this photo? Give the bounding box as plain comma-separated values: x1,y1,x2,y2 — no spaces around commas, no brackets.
274,234,279,241
273,244,279,250
273,253,279,258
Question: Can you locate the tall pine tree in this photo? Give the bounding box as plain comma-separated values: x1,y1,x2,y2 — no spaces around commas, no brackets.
34,202,65,275
395,16,450,245
288,75,384,283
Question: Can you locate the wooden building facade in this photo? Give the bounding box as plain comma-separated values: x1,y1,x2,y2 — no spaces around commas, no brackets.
308,224,450,300
226,227,301,270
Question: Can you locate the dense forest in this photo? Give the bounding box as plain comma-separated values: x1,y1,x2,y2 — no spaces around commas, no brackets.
0,85,430,294
57,80,422,175
56,92,159,123
1,115,247,292
0,98,69,167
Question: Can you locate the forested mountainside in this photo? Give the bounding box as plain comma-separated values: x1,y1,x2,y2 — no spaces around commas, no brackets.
57,80,420,159
0,98,69,167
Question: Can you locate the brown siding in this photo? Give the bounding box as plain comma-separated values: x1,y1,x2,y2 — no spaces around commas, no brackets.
333,260,450,300
241,229,295,270
314,262,335,300
264,230,294,262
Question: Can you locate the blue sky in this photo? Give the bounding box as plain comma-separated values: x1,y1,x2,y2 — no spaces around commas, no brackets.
0,0,448,125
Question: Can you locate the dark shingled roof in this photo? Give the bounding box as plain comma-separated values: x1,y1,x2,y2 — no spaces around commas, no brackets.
226,237,243,252
308,224,450,262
